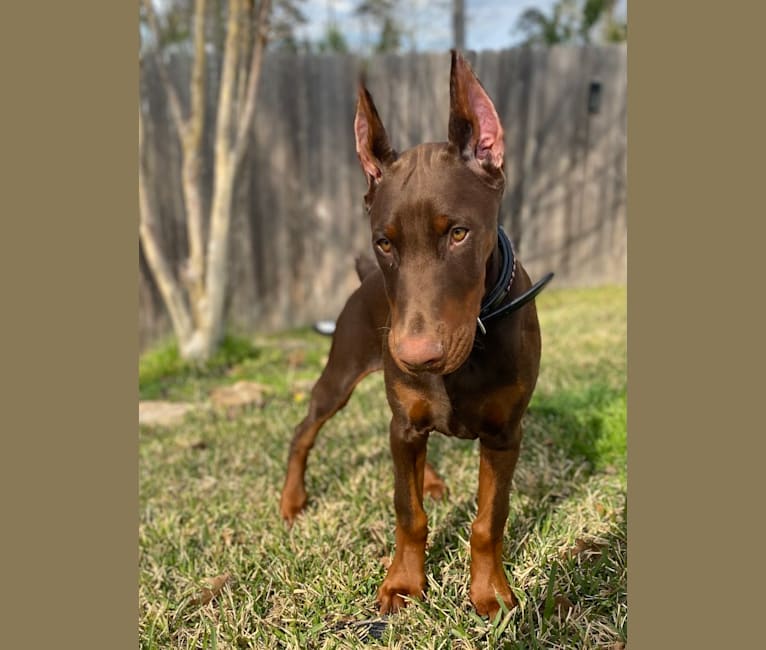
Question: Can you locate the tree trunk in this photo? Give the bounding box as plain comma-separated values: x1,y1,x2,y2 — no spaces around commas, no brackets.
138,107,195,348
180,0,209,323
140,0,272,362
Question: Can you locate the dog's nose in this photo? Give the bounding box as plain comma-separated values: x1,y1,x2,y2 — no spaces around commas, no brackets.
396,336,444,371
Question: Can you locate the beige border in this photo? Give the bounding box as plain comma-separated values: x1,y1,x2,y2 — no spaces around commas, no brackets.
2,2,138,646
629,1,765,647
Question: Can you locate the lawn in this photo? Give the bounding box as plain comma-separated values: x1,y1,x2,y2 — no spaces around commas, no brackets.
139,285,627,649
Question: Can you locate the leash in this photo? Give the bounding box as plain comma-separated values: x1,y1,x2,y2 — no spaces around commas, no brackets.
476,227,554,335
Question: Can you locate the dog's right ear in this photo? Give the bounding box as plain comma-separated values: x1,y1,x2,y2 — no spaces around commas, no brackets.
354,82,396,205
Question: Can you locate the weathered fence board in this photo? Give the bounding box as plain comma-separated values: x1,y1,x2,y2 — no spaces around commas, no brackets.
139,45,627,349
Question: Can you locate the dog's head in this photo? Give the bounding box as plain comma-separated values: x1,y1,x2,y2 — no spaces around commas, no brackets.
354,51,506,375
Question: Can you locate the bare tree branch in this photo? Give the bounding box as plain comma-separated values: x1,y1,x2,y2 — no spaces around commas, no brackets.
200,0,247,346
140,0,275,359
182,0,209,313
235,0,255,125
142,0,187,140
213,0,244,170
233,0,271,166
139,105,194,343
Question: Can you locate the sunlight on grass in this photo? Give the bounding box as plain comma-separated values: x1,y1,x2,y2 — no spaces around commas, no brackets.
139,285,626,648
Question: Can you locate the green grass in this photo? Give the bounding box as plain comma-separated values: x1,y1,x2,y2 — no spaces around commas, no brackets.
139,286,627,649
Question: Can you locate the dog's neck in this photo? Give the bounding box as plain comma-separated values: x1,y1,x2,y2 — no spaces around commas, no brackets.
481,227,516,312
478,228,554,333
484,232,504,297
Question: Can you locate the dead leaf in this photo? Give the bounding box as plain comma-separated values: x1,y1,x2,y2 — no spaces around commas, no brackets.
562,537,605,560
189,440,208,451
221,529,246,547
611,643,626,650
379,556,392,569
210,381,268,413
192,573,231,606
198,475,217,491
287,349,306,368
553,594,574,618
139,401,195,428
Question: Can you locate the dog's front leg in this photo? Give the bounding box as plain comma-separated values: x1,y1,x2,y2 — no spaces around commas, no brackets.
377,420,429,614
469,437,521,617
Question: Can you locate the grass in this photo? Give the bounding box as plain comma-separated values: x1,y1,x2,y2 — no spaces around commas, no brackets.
139,286,626,649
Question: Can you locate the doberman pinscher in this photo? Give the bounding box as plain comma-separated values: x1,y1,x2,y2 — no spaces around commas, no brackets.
280,51,551,618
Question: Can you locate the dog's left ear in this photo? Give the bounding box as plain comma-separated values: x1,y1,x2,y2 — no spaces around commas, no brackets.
448,50,505,171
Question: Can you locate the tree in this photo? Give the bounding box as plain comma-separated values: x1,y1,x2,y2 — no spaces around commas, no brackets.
452,0,465,50
139,0,273,362
270,0,308,52
514,0,626,46
318,23,350,53
581,0,626,43
355,0,403,54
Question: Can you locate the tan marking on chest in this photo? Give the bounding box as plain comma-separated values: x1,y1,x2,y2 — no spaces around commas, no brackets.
391,380,452,430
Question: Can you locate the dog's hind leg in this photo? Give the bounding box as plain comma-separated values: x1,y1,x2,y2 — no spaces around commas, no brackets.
280,274,386,525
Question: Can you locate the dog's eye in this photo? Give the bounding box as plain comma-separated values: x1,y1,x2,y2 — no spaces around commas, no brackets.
376,238,392,254
450,227,468,243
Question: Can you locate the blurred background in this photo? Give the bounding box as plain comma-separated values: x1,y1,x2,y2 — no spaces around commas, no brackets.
139,0,627,359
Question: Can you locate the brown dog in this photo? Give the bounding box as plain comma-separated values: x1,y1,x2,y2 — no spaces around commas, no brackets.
280,51,547,618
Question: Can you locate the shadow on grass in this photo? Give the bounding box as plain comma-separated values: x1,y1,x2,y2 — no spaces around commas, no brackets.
527,382,627,472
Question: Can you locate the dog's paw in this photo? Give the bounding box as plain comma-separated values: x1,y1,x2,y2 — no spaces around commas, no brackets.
470,582,518,618
423,477,448,501
376,575,425,614
423,464,448,501
279,490,307,527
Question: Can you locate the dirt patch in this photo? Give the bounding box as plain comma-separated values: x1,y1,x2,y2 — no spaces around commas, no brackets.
210,381,269,416
139,401,195,428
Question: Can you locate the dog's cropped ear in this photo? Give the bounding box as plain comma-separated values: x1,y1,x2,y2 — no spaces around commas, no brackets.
354,82,396,200
448,50,505,171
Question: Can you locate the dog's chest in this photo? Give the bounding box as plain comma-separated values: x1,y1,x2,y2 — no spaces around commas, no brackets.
388,363,522,440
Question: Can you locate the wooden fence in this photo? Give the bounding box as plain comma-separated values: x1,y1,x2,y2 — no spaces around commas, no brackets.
140,45,626,349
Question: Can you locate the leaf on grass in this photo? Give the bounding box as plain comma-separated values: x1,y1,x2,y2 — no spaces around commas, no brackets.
562,537,606,560
189,440,208,451
221,529,247,547
552,594,574,619
537,593,575,620
287,349,306,368
210,381,268,414
198,475,218,491
611,642,626,650
379,556,392,569
192,573,231,606
139,400,195,428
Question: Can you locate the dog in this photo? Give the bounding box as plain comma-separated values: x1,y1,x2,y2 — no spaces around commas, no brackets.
280,51,551,618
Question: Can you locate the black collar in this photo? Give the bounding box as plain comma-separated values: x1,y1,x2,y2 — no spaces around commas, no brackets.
476,227,554,335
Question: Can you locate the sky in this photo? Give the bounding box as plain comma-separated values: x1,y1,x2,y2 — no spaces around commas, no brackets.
290,0,626,53
147,1,627,54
